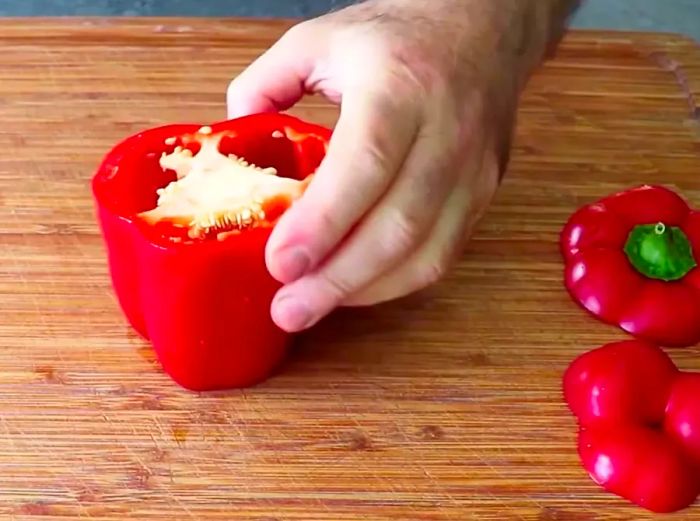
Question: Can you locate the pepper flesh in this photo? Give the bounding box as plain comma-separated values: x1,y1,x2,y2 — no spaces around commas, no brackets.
561,185,700,347
91,114,331,391
563,339,700,513
138,131,312,241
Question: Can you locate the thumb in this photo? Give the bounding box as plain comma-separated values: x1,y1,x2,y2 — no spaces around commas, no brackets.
227,25,321,118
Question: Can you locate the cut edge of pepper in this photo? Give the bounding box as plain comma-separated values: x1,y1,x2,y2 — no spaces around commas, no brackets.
137,129,313,244
91,114,332,250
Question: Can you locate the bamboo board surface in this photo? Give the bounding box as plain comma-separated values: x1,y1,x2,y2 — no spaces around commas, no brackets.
0,17,699,520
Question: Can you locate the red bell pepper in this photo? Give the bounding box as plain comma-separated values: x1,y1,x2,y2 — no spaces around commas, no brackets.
91,114,331,391
564,339,700,513
561,185,700,347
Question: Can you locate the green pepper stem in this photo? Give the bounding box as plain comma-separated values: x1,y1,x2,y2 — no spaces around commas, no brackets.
624,222,696,281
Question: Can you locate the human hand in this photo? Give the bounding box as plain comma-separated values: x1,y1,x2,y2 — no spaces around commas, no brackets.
227,0,573,332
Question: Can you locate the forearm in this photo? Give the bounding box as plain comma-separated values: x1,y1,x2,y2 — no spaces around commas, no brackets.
516,0,582,80
455,0,581,89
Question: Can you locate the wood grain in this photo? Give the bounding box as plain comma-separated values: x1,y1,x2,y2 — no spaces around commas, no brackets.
1,17,699,520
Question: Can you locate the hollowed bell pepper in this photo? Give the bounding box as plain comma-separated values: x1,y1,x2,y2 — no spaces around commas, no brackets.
91,113,331,391
561,185,700,347
564,339,700,513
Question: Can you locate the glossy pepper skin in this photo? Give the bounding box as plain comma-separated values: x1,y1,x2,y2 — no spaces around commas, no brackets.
91,114,331,391
564,339,700,513
561,185,700,347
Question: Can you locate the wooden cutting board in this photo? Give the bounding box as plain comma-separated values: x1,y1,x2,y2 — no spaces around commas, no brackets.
1,17,699,520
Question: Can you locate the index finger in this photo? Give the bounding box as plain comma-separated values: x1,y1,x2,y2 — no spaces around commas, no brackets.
265,86,420,283
227,24,319,118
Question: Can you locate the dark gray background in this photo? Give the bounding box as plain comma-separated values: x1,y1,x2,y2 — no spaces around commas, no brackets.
0,0,698,40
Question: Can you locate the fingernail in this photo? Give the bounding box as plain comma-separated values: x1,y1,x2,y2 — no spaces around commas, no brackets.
272,295,313,332
276,247,311,282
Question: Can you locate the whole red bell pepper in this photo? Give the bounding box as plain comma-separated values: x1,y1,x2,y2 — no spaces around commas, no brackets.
564,339,700,513
561,185,700,347
91,113,331,391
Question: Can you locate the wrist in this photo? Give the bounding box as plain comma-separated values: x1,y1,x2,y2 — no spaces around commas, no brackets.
361,0,578,89
464,0,579,90
516,0,581,83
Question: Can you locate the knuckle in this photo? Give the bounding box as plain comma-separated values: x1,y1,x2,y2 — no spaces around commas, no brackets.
402,65,441,98
226,76,241,98
355,138,393,179
417,254,451,288
360,90,409,129
281,21,309,43
352,109,413,173
312,197,346,237
409,146,457,201
318,270,355,302
378,66,428,105
382,208,424,259
383,44,447,99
